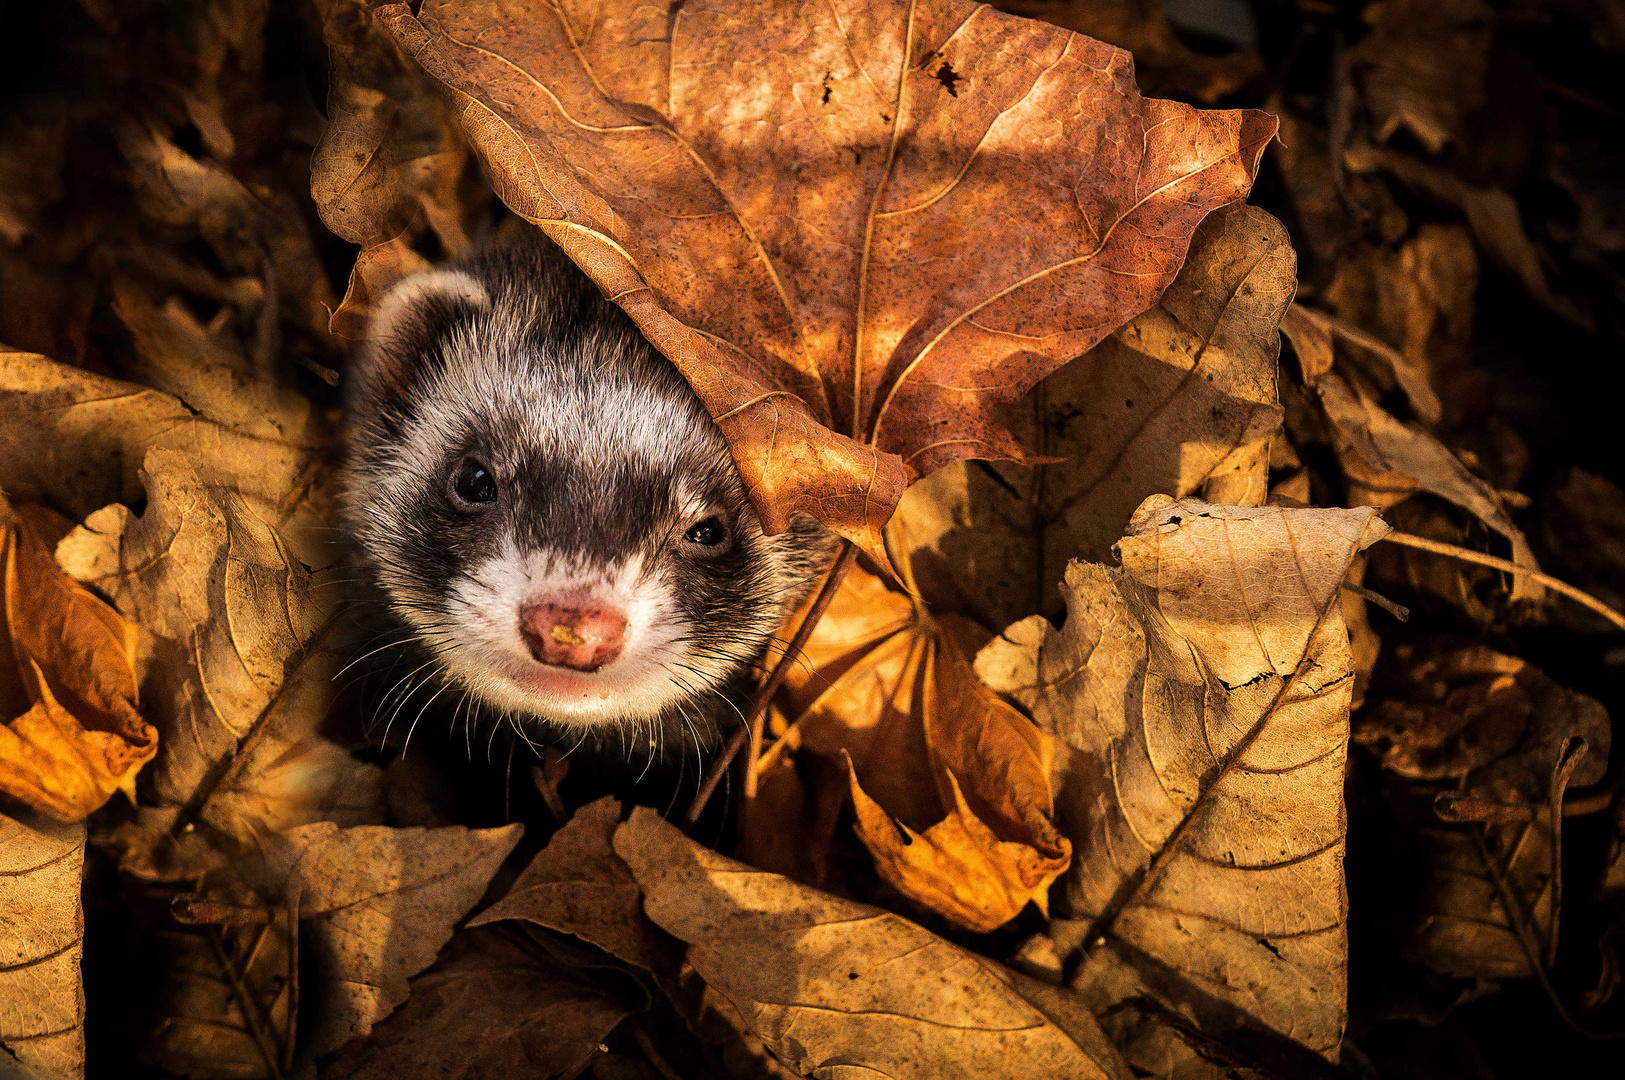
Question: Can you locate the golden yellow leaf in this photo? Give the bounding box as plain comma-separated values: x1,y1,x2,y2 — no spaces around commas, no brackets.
749,563,1069,933
846,617,1070,933
1,502,155,823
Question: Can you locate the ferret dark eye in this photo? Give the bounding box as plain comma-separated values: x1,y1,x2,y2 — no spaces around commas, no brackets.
451,458,497,506
684,516,729,549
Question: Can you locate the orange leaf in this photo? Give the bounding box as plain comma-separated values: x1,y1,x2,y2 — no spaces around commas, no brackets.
1,504,155,822
846,617,1069,932
348,0,1274,561
747,563,1068,931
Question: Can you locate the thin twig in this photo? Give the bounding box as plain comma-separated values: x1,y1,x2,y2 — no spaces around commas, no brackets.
207,925,286,1079
1548,737,1589,970
1381,531,1625,632
682,540,858,829
282,888,299,1074
1340,581,1409,621
1469,825,1625,1040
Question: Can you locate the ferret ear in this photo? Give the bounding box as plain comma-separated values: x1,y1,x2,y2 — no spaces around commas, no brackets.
354,269,491,403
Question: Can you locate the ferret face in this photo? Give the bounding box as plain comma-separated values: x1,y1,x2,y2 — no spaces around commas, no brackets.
343,238,827,735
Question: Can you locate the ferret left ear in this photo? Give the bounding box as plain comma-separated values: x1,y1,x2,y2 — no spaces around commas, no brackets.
353,269,491,404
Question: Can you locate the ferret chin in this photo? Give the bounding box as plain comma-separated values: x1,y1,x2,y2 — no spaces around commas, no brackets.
340,230,834,746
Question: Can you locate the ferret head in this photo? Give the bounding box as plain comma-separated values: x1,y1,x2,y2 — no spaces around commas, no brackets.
342,236,829,737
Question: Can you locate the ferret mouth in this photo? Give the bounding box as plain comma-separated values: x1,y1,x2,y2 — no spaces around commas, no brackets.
514,662,611,700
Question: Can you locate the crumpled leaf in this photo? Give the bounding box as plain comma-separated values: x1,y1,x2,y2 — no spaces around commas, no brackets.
1,500,155,823
1280,301,1542,603
978,497,1389,1060
615,806,1126,1080
56,449,340,821
343,0,1275,560
310,0,470,252
1354,638,1611,979
264,822,523,1057
897,202,1293,630
843,616,1071,933
746,563,1069,933
0,811,86,1080
318,924,631,1080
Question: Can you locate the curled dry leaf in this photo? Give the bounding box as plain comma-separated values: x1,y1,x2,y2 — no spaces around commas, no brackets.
318,925,631,1080
1279,302,1542,603
343,0,1275,560
310,0,470,252
843,616,1071,933
897,202,1293,629
324,235,432,341
747,564,1069,933
1354,639,1611,979
1,501,155,823
56,449,344,825
978,497,1389,1060
0,811,85,1080
310,0,475,336
615,806,1126,1080
263,822,524,1057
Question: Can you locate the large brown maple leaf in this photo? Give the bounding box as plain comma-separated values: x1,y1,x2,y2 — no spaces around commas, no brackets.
348,0,1275,558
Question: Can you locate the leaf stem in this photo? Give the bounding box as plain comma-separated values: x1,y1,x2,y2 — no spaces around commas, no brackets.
207,924,286,1080
682,540,858,829
1380,530,1625,631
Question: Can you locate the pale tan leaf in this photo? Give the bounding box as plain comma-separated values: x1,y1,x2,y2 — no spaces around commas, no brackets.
55,449,375,858
0,347,311,527
979,497,1389,1060
613,806,1125,1080
0,811,85,1080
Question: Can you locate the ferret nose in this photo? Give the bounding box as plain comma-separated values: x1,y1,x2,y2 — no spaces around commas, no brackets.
519,598,628,672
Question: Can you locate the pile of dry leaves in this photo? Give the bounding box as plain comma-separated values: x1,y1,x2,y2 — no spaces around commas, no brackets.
2,1,1623,1077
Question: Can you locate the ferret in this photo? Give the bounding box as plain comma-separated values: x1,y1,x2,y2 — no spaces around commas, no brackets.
342,231,834,752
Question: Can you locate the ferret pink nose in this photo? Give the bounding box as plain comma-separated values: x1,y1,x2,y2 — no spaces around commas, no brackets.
519,599,628,672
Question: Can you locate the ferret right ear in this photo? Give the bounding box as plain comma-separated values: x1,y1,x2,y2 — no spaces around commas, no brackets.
354,269,491,402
